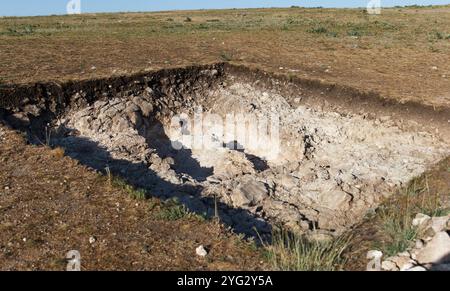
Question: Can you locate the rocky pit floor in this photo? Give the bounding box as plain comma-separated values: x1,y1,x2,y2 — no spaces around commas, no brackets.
47,78,450,239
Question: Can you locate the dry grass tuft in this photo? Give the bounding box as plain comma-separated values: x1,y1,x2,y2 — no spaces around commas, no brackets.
264,229,351,271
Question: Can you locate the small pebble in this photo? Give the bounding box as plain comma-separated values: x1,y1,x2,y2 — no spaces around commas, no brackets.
89,236,97,244
196,245,208,257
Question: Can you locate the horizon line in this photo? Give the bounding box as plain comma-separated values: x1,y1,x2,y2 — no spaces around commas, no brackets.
0,3,447,18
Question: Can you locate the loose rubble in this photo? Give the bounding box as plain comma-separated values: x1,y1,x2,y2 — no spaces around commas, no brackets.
45,77,450,238
377,213,450,271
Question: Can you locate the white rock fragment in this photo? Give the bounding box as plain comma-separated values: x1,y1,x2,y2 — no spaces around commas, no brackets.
381,260,398,271
415,239,424,249
429,216,449,233
196,245,208,257
412,213,431,228
89,236,97,244
416,232,450,264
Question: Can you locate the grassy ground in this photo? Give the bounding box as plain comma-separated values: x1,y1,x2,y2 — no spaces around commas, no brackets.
1,6,450,107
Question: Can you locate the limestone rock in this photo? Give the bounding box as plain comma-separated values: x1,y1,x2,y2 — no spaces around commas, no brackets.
429,216,449,233
196,245,208,257
412,213,431,228
318,190,352,210
381,260,398,271
416,231,450,264
232,180,268,207
390,256,415,271
277,174,298,190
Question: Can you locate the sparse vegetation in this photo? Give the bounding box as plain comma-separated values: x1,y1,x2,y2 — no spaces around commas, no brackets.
372,173,449,257
219,51,233,62
264,230,351,271
49,147,65,159
376,206,419,256
155,198,206,221
111,176,147,200
307,25,328,34
1,5,450,271
2,24,37,36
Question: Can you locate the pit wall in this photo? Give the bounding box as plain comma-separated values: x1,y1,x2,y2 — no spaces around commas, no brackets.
1,62,449,141
0,64,225,129
1,63,449,238
223,64,450,140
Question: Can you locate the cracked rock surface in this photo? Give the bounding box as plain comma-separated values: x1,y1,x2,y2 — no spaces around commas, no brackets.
49,79,449,237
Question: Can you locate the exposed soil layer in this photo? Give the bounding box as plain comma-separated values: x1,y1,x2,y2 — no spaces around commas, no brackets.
1,64,449,239
2,6,450,108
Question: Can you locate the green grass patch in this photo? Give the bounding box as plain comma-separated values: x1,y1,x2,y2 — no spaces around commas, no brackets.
371,175,447,256
111,176,147,200
154,197,206,222
2,24,38,36
307,25,328,34
219,51,233,61
375,206,419,256
264,230,351,271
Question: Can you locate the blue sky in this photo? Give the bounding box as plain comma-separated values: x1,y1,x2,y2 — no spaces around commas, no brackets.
0,1,449,17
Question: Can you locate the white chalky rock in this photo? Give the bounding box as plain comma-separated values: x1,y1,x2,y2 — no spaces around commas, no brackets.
417,232,450,264
196,245,208,257
412,213,431,228
429,216,450,233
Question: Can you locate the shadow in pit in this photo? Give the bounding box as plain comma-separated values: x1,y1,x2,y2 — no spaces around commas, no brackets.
0,113,272,242
141,121,214,182
223,140,270,172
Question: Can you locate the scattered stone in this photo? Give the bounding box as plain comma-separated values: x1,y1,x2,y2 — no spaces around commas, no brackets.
412,213,431,228
399,262,415,271
232,181,268,207
416,231,450,264
415,239,425,249
381,260,398,271
390,256,414,270
89,236,97,244
398,251,411,257
367,250,383,259
429,216,449,233
196,245,208,257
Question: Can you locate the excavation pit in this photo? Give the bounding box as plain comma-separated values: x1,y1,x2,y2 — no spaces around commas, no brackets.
1,64,449,238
